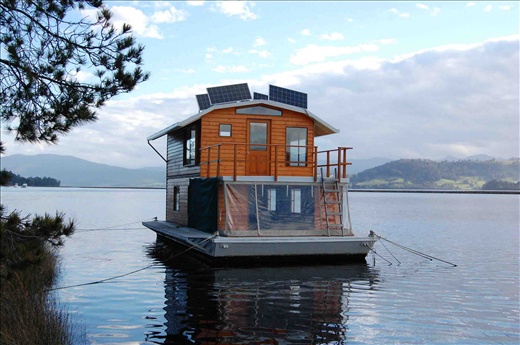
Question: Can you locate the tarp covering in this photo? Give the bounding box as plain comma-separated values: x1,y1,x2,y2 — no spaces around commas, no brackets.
224,183,328,235
188,178,218,233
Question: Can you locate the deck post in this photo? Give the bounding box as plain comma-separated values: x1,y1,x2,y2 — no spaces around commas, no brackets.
342,148,347,180
326,151,331,178
337,148,341,182
314,146,318,182
216,144,221,177
233,144,237,181
207,146,211,178
274,145,278,182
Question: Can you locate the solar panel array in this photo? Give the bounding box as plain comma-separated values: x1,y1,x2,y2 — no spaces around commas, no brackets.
207,83,251,105
253,92,269,100
195,83,308,111
196,94,212,110
269,85,308,109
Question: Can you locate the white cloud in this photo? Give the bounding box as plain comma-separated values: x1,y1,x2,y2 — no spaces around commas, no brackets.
174,68,196,74
320,32,345,41
499,5,512,11
389,8,410,18
249,49,271,58
466,2,476,7
416,3,441,16
484,5,493,12
346,18,353,23
254,37,266,47
290,44,379,65
109,6,163,38
378,38,396,45
215,1,257,20
186,1,204,6
212,65,250,73
301,29,312,36
152,6,188,23
288,37,296,44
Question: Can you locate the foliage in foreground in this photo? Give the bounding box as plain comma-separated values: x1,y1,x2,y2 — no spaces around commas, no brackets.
0,0,149,143
0,206,84,345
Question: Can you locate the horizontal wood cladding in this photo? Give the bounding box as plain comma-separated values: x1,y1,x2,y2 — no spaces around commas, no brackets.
200,107,315,177
167,130,200,178
166,177,190,225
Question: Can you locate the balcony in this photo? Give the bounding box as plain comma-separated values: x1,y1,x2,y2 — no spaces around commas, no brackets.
199,143,352,182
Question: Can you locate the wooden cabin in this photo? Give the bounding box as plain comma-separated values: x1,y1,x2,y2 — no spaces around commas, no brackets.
147,83,353,238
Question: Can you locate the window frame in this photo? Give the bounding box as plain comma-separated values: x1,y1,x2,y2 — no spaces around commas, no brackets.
183,122,200,166
173,186,181,211
290,188,302,214
219,124,232,137
286,127,308,167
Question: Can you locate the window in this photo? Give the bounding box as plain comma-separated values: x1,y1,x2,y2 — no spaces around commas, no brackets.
286,127,307,166
173,186,180,211
184,124,199,166
267,189,276,211
291,189,301,214
250,122,268,151
219,124,232,137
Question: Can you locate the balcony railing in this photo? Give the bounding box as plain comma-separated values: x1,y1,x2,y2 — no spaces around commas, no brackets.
199,143,352,182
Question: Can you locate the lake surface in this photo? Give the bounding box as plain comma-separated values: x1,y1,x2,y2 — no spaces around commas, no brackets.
1,187,519,345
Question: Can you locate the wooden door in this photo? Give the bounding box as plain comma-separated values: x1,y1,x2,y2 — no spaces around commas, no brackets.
246,120,270,175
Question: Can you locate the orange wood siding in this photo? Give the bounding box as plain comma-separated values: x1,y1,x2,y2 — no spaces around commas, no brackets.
200,106,315,178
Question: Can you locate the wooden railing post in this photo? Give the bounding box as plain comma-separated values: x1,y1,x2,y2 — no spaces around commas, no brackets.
326,151,331,178
233,144,237,181
274,145,278,182
216,144,221,177
337,148,341,182
314,146,318,182
207,146,211,178
342,148,347,179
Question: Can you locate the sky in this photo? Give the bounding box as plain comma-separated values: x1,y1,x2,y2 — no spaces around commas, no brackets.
1,1,519,169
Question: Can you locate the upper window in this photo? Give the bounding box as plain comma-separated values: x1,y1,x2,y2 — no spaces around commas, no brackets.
184,124,199,166
219,124,232,137
286,127,307,166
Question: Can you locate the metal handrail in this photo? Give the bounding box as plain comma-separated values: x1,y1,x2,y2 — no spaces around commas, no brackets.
199,143,352,182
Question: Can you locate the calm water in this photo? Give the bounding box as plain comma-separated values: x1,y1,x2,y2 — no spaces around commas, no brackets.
1,187,519,345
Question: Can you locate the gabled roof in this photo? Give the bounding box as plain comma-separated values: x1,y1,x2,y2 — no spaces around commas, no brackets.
147,99,339,141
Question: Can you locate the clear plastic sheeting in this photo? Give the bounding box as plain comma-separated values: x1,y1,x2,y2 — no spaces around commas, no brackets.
222,183,352,237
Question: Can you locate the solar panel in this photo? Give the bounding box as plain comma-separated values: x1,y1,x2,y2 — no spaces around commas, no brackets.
269,85,308,109
207,83,251,104
253,92,269,100
196,94,212,111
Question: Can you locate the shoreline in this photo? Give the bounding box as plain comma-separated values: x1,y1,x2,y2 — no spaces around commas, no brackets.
3,185,518,194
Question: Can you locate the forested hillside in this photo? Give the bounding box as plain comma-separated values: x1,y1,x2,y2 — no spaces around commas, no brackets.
350,158,520,190
3,171,60,187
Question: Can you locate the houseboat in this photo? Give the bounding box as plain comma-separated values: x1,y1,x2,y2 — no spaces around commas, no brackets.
143,83,376,264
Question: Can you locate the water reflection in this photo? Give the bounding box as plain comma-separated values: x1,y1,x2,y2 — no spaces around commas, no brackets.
146,239,380,344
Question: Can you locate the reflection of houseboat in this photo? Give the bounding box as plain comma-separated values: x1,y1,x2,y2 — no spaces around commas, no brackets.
146,242,379,344
143,83,376,264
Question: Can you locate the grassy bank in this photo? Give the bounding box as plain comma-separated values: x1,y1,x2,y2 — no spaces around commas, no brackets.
0,209,86,345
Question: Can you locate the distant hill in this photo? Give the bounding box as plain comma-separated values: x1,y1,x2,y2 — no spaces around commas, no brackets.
348,157,393,175
1,154,165,187
350,158,520,190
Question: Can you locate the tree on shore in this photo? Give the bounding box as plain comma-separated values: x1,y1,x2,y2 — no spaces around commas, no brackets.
1,1,149,343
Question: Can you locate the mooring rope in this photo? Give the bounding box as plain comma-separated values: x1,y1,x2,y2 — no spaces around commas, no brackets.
367,246,393,265
74,218,157,232
46,227,219,292
372,232,457,267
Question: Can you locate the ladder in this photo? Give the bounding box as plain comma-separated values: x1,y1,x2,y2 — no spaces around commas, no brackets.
320,168,344,235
